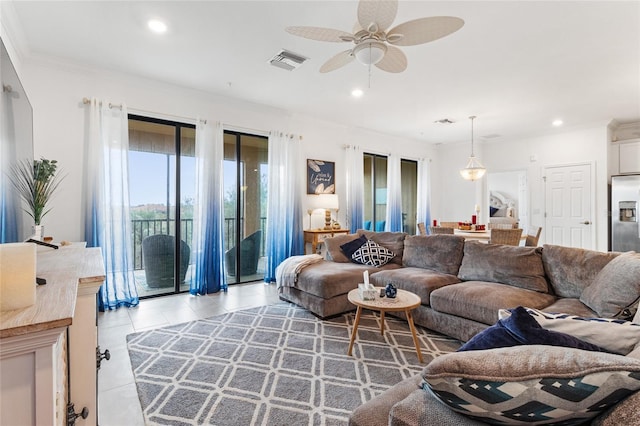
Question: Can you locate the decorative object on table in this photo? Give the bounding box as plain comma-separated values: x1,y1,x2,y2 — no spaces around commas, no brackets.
385,282,397,298
459,116,486,181
307,159,335,194
0,242,37,311
8,158,65,240
358,283,377,301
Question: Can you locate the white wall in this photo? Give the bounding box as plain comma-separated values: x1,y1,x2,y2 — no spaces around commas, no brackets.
21,57,435,242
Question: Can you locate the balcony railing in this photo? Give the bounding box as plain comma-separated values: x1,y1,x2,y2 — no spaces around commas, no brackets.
131,217,266,270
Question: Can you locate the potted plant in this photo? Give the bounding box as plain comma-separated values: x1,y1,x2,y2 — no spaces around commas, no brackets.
9,158,64,239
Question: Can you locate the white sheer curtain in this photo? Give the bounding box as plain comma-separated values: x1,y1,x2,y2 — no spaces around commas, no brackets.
84,98,139,310
264,132,303,282
345,145,364,232
385,154,403,232
192,121,226,294
416,158,432,233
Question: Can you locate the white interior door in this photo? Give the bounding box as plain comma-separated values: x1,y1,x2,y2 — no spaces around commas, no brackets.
544,163,594,249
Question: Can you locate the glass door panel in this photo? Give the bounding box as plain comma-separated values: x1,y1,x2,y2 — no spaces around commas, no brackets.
223,131,268,283
401,159,418,234
128,116,194,298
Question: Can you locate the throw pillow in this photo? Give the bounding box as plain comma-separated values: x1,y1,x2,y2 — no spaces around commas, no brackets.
458,306,608,353
580,251,640,319
422,345,640,425
499,307,640,355
339,235,367,258
323,233,359,263
351,239,395,267
457,242,548,293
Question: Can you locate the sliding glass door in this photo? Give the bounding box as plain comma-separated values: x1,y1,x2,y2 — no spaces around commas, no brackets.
223,131,268,283
363,153,388,231
128,115,196,297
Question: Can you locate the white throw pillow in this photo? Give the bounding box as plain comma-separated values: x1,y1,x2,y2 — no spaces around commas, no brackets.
498,307,640,355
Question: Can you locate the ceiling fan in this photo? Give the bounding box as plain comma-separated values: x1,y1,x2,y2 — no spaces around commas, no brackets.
285,0,464,73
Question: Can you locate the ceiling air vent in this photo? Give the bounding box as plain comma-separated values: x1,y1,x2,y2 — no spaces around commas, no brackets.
269,49,308,71
434,118,455,124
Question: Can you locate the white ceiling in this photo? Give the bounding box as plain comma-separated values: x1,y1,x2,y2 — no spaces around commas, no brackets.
7,0,640,145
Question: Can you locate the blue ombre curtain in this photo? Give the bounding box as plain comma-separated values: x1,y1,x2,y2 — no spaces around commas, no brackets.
416,158,432,234
264,132,304,283
191,121,226,294
345,145,364,232
84,98,139,311
385,154,403,232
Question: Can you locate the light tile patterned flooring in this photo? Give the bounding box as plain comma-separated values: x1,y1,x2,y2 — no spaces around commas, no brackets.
97,282,280,426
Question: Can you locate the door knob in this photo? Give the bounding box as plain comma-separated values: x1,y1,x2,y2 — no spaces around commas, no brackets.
581,221,591,225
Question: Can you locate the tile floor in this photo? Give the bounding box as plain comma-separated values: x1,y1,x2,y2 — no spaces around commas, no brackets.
97,281,280,426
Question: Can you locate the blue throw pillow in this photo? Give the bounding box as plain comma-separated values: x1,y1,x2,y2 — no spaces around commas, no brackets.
458,306,610,353
375,220,386,232
489,206,499,217
363,220,372,230
340,235,367,258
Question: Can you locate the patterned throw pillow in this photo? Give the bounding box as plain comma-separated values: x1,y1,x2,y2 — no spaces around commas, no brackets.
422,345,640,425
499,307,640,355
351,239,395,267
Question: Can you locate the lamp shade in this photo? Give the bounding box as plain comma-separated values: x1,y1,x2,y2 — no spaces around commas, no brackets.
313,194,339,210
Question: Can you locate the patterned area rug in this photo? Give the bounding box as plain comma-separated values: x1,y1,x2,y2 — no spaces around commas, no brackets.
127,302,461,425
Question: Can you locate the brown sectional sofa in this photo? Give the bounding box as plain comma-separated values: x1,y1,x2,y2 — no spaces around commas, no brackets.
277,230,640,425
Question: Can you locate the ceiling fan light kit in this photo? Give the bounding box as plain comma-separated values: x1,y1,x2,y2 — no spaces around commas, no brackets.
353,41,387,65
460,116,486,181
285,0,464,74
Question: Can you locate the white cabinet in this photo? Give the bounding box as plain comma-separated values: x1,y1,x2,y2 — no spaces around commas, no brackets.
619,139,640,174
0,248,104,426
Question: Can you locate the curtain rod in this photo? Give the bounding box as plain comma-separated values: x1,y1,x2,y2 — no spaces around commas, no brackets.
82,97,207,124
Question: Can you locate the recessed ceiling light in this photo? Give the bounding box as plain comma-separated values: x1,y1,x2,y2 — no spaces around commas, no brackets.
148,19,167,34
351,88,363,98
552,119,563,127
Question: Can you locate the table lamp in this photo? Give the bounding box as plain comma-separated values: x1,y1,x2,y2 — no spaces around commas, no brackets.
309,194,339,230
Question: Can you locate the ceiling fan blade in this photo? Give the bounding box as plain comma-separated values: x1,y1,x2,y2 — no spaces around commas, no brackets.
374,45,407,73
320,50,355,73
358,0,398,33
286,26,353,43
387,16,464,46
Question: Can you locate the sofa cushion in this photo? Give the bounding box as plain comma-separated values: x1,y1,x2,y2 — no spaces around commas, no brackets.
369,267,461,306
458,242,549,293
458,306,608,352
542,244,619,298
402,235,466,275
500,307,640,355
351,239,395,267
339,234,367,258
541,298,597,318
295,261,399,299
580,251,640,320
422,345,640,425
358,230,406,265
324,233,359,263
430,281,556,326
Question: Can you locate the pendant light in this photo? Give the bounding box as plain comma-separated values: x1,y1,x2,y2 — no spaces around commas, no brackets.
460,115,486,181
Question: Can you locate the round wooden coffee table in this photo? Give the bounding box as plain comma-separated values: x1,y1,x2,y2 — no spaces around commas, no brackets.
347,287,423,363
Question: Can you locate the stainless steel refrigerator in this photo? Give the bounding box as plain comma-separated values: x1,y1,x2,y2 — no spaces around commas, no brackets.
611,174,640,252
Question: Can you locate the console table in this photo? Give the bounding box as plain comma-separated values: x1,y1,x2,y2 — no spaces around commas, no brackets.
303,229,350,254
0,247,105,426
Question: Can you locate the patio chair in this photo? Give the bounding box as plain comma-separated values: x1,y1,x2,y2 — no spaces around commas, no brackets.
489,228,523,246
225,229,262,276
142,234,190,288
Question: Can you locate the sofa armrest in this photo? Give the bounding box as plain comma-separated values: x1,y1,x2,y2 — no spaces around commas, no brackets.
349,375,421,426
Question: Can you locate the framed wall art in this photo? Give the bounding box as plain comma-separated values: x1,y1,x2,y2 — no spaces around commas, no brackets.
307,159,335,194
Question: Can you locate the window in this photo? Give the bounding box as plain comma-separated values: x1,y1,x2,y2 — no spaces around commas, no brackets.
128,115,196,298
